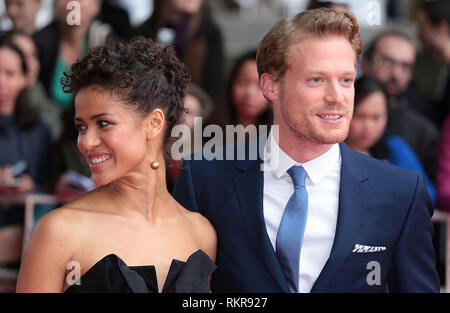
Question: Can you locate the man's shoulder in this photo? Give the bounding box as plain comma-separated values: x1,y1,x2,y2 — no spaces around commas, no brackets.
184,139,262,169
341,143,419,184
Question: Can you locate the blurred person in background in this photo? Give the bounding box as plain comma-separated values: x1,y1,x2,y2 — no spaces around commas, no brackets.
135,0,224,99
167,82,213,192
32,0,116,203
345,76,436,205
306,0,349,11
417,0,450,212
4,0,43,35
436,117,450,212
0,36,51,266
32,0,114,111
97,0,133,39
363,30,440,183
417,0,450,128
4,30,62,141
0,37,51,197
207,50,272,143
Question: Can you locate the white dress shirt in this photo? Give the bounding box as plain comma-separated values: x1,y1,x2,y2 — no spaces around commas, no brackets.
263,130,341,293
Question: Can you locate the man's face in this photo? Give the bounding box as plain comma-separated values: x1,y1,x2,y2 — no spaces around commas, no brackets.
265,35,357,147
5,0,41,34
366,35,415,98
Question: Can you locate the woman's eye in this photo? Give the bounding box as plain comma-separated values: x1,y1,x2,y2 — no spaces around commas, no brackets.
98,120,111,128
76,124,87,132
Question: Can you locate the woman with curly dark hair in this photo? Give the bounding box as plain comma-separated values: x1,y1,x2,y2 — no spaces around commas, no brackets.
16,37,217,293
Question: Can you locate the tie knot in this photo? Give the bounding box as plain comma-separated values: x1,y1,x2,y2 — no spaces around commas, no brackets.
287,166,307,188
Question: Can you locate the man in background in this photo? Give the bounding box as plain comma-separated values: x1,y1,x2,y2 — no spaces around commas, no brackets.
363,30,440,183
4,0,42,35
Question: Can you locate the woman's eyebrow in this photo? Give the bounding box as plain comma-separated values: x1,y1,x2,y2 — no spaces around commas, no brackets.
75,113,115,122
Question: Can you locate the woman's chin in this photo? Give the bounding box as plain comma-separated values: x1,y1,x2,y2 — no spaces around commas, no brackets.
92,175,111,187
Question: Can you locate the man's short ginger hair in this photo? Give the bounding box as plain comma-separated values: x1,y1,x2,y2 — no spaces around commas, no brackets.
256,8,362,80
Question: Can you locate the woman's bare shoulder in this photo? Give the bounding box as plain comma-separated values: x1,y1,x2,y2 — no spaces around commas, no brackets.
178,204,217,261
31,206,82,246
17,206,86,292
33,189,108,244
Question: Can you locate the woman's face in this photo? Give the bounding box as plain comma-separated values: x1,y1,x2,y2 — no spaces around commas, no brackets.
75,86,150,186
232,59,268,122
12,34,40,86
346,91,388,152
182,94,202,130
0,47,26,114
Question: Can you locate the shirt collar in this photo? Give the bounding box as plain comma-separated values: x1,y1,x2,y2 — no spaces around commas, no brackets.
263,129,341,184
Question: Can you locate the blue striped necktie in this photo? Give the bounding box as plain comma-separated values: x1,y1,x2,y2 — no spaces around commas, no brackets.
276,166,309,293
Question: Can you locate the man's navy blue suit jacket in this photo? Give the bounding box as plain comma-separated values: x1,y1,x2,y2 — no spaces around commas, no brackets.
172,142,440,292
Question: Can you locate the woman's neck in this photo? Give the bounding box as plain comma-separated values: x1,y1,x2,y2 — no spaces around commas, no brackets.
102,157,174,223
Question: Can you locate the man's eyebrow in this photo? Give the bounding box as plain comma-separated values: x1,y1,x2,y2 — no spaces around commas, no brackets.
303,70,356,76
75,113,115,121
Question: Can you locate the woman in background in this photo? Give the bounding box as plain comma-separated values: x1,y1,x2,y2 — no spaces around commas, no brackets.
32,0,114,110
346,76,436,205
208,50,272,143
0,36,52,265
135,0,224,99
167,82,213,192
4,30,62,141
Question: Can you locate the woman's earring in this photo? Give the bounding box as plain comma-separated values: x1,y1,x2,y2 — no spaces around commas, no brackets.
151,161,160,170
150,140,159,170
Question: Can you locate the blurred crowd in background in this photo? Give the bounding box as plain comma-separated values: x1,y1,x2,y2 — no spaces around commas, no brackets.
0,0,449,290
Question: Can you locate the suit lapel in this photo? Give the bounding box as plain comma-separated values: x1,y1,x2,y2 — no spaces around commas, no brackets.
234,158,290,292
311,143,369,292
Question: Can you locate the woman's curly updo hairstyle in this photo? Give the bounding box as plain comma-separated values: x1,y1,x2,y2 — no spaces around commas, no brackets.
61,37,190,155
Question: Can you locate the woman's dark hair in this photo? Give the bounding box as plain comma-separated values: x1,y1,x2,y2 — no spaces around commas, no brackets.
148,0,210,39
420,0,450,27
354,76,387,108
61,36,190,154
229,50,272,126
0,35,38,129
354,76,389,159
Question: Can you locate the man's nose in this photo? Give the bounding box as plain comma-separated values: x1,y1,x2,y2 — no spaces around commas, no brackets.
324,81,345,104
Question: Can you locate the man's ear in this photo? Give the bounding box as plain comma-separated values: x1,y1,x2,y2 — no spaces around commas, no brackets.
260,73,280,102
146,109,165,140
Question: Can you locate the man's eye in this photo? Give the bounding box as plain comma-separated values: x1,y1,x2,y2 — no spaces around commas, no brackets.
342,78,354,84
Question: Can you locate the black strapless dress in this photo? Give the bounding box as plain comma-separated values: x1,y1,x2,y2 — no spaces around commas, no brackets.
65,249,216,293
